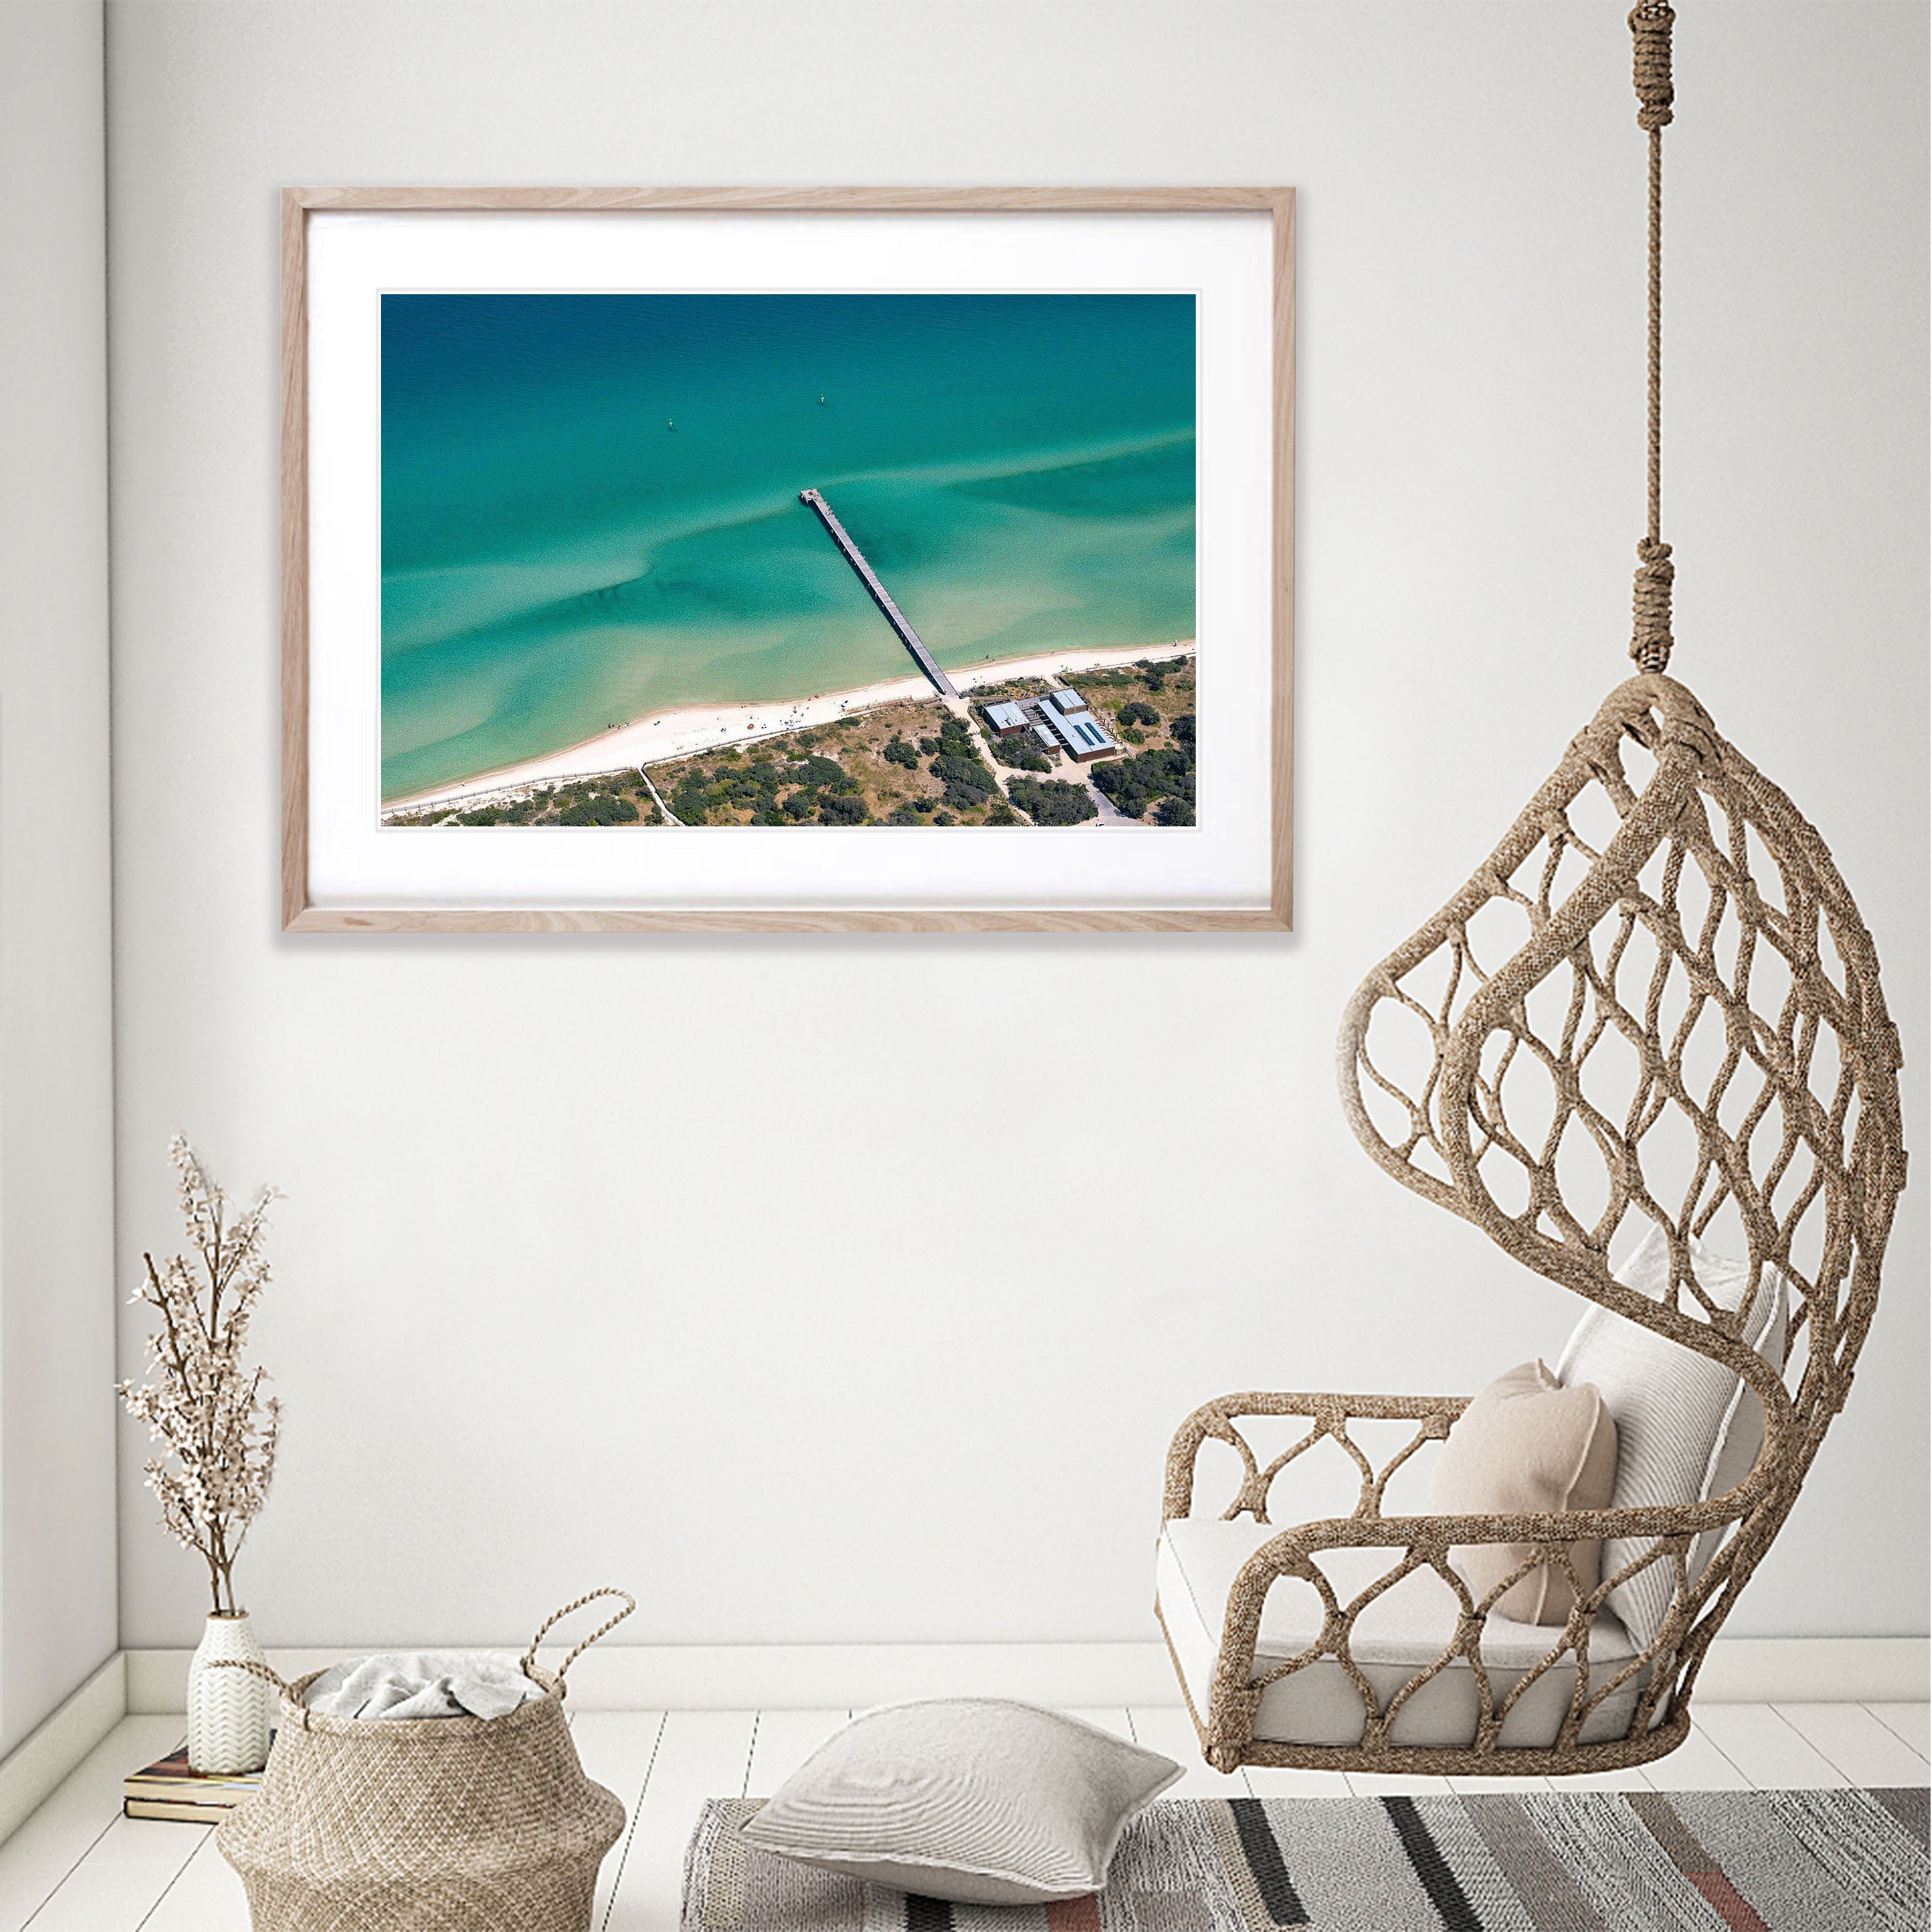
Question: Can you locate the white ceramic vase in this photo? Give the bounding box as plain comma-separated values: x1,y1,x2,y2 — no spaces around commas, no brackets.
187,1611,273,1775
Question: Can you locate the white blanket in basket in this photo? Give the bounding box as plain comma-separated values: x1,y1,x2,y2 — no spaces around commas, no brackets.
304,1652,546,1721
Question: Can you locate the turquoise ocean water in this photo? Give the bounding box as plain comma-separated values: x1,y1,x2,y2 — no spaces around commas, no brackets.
381,293,1196,800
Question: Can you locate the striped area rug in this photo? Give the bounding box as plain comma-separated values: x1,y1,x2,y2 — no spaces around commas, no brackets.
682,1788,1928,1931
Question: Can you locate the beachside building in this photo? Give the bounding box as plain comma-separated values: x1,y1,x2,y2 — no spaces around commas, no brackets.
1041,706,1118,762
990,685,1121,764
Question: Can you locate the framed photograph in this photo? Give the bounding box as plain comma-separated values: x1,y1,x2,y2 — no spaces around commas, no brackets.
283,188,1293,931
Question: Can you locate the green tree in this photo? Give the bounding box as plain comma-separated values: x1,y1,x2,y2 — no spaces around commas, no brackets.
788,755,845,788
1093,745,1194,819
1006,778,1097,825
992,736,1050,772
560,793,640,826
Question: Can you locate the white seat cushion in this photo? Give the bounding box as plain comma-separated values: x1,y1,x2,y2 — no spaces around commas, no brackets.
1156,1516,1647,1751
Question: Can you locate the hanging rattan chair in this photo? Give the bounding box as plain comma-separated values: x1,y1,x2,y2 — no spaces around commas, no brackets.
1156,672,1905,1776
1153,7,1906,1779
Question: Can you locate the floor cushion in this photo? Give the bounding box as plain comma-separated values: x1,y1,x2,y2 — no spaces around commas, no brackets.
737,1699,1180,1904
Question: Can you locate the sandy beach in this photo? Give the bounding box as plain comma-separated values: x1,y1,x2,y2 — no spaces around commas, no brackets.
382,639,1196,819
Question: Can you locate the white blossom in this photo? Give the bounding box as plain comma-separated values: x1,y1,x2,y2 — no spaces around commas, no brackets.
119,1135,283,1616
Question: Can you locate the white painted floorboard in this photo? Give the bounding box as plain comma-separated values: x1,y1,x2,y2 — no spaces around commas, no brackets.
133,1830,247,1932
0,1704,1920,1929
0,1717,182,1932
1868,1701,1932,1763
603,1710,756,1932
1125,1705,1251,1798
1630,1720,1752,1790
1693,1702,1848,1788
746,1710,849,1796
570,1711,668,1931
1774,1702,1932,1788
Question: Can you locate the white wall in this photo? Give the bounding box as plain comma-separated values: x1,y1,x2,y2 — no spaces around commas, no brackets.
0,1,119,1750
107,1,1927,1654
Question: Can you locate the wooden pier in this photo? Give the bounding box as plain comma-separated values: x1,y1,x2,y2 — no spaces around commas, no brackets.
799,488,959,699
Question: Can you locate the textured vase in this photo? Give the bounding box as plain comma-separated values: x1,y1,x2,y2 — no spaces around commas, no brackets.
188,1611,273,1775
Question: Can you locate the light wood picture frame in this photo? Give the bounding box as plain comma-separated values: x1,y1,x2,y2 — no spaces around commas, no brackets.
282,187,1293,931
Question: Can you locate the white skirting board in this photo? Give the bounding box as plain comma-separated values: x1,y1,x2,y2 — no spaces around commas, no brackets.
0,1653,125,1845
2,1635,1920,1845
121,1634,1929,1716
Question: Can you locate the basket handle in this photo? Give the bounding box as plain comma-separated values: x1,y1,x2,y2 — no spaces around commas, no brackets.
521,1588,635,1691
205,1657,297,1698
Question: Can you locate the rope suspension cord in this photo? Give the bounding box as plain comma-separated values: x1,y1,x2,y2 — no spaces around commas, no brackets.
1629,1,1676,672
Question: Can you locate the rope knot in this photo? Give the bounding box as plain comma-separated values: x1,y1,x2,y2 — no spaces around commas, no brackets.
1630,538,1674,672
1630,1,1675,131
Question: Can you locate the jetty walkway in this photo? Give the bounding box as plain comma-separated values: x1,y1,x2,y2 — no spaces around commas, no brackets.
799,488,959,699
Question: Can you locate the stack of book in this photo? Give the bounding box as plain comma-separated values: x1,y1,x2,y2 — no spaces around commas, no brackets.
123,1744,268,1824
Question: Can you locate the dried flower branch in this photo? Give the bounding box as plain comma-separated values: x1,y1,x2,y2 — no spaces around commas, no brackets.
119,1135,283,1616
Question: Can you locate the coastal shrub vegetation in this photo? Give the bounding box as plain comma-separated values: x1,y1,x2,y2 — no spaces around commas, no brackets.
1006,778,1097,825
991,736,1051,772
929,753,985,790
788,755,847,789
1093,743,1194,821
928,715,999,810
405,677,1203,831
558,794,640,826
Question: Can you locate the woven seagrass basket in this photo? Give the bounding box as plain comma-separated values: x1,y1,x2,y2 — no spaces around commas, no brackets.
214,1590,632,1932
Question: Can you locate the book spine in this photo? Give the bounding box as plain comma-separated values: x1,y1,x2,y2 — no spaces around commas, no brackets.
124,1798,245,1824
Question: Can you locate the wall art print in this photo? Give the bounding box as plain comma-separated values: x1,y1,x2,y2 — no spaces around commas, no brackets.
285,190,1291,929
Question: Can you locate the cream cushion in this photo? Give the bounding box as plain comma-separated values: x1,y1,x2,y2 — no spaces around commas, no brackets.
737,1699,1180,1905
1156,1517,1646,1751
1556,1224,1790,1649
1426,1359,1619,1624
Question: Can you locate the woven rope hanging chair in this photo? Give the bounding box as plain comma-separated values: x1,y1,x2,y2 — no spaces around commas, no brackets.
1154,7,1907,1779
